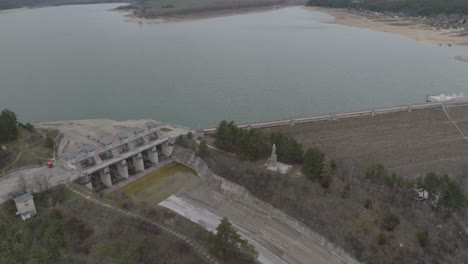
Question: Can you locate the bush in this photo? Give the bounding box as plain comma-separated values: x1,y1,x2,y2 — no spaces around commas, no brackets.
197,140,208,157
382,213,400,231
417,231,429,247
364,199,373,209
319,175,331,189
24,122,35,132
175,134,197,150
46,135,55,150
302,148,324,180
377,232,388,245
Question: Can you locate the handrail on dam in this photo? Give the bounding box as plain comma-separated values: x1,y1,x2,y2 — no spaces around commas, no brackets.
203,101,451,134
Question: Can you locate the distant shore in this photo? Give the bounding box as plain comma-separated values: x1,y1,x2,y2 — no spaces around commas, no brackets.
0,7,32,14
307,7,468,63
123,4,300,24
455,56,468,63
309,7,468,46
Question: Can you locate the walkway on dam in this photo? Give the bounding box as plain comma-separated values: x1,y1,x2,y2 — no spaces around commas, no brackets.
203,100,468,133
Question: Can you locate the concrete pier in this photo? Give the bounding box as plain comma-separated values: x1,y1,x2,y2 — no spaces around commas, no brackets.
133,153,144,172
117,160,129,179
146,147,159,164
161,141,174,157
99,167,112,187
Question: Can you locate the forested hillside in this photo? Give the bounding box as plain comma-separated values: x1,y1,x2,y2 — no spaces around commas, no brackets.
307,0,468,16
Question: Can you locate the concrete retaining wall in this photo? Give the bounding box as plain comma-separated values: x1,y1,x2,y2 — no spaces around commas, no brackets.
55,133,67,158
171,147,360,264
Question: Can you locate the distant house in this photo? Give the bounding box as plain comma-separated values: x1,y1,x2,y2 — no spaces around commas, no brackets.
13,193,37,221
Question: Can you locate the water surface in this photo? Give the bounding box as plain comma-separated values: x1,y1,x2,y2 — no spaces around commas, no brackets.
1,5,468,126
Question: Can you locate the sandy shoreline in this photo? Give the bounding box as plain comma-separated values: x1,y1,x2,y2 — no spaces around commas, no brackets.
307,7,468,63
455,55,468,63
308,7,468,46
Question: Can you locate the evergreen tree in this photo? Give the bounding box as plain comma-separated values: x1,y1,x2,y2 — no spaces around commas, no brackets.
214,120,238,152
302,148,325,180
269,132,303,163
0,108,19,142
214,217,257,261
197,140,209,157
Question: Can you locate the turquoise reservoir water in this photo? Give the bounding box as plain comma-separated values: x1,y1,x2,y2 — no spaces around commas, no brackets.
1,4,468,126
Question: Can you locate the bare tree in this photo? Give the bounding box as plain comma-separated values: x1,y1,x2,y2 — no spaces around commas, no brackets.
16,175,30,194
32,174,50,192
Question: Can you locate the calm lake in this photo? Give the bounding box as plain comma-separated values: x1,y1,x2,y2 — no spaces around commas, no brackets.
1,4,468,127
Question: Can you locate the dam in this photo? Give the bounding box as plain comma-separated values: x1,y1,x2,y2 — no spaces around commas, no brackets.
3,97,468,264
36,119,191,191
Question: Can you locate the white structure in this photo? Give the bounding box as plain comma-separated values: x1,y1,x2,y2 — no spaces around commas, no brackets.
264,144,292,174
426,93,466,102
13,193,37,221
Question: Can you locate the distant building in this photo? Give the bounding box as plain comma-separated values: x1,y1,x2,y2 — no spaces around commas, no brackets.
426,93,466,102
13,193,37,221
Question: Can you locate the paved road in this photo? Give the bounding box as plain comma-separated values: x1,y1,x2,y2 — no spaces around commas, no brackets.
0,162,78,203
160,180,358,264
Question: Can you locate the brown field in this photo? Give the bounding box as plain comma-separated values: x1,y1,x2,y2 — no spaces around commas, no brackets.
260,104,468,189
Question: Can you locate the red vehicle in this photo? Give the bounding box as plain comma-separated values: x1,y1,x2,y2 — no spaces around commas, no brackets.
46,161,54,168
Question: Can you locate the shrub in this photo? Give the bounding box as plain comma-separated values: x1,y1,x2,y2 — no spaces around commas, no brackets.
382,213,400,231
302,148,324,180
197,140,208,157
320,175,331,189
24,123,35,132
46,135,55,150
377,232,388,245
417,231,429,247
364,199,373,209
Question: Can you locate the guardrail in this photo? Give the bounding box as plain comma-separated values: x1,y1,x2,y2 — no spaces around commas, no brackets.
203,101,450,134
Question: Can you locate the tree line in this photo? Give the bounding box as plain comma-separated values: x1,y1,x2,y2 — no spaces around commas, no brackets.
0,108,36,143
214,120,335,188
0,109,19,143
214,120,306,162
366,164,467,216
307,0,468,16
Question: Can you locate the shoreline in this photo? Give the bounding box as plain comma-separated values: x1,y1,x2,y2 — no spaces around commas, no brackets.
308,7,468,46
0,7,34,14
307,7,468,63
123,4,299,23
455,55,468,63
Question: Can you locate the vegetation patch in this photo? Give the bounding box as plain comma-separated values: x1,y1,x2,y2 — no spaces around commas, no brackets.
160,127,173,132
122,163,198,204
0,109,54,172
200,147,468,264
